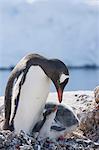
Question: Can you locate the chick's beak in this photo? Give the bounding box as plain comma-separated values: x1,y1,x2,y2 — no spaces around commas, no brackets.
53,105,58,112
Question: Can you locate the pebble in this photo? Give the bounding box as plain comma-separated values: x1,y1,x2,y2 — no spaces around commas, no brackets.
20,144,33,150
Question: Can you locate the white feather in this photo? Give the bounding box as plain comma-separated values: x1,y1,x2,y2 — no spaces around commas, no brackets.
13,66,51,133
10,73,24,123
60,73,69,83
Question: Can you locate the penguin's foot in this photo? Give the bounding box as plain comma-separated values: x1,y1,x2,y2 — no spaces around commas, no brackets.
96,105,99,110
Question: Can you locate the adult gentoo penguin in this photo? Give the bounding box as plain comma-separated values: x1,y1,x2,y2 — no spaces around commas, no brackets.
3,53,69,134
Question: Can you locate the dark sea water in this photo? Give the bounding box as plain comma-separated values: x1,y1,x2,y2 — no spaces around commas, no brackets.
0,68,99,96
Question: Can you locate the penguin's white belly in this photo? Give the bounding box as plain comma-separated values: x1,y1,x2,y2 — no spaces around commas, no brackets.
13,66,51,133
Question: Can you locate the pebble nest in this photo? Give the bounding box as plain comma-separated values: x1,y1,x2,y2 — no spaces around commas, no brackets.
0,89,99,150
0,130,99,150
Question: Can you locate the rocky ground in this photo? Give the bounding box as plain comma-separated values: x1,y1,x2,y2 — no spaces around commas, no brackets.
0,87,99,150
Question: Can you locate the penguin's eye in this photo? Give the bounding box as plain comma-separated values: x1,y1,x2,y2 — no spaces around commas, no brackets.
57,80,60,86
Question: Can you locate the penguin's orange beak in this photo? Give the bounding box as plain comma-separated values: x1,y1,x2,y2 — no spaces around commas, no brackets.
54,80,64,103
57,87,63,103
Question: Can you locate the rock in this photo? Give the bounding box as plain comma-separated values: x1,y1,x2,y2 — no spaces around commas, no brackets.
94,86,99,104
79,108,99,142
94,109,99,124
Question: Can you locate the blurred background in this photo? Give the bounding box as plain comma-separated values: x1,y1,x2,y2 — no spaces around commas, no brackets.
0,0,99,96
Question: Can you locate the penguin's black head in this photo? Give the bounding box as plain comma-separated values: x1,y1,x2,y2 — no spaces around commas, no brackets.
47,59,69,103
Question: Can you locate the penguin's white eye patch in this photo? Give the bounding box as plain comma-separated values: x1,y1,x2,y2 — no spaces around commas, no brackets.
59,73,69,83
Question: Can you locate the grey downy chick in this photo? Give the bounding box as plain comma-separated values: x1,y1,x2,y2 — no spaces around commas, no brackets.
45,103,79,139
33,106,58,140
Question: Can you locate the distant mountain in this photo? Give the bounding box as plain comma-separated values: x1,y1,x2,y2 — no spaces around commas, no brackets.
0,0,99,67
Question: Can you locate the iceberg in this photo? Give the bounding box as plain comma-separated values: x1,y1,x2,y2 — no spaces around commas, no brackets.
0,0,99,67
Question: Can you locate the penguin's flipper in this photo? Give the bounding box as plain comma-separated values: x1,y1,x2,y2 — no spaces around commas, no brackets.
51,125,66,131
32,120,45,133
3,58,27,130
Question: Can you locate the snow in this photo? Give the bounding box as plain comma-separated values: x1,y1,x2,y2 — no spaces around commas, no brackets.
47,90,94,107
0,0,99,67
0,90,94,112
